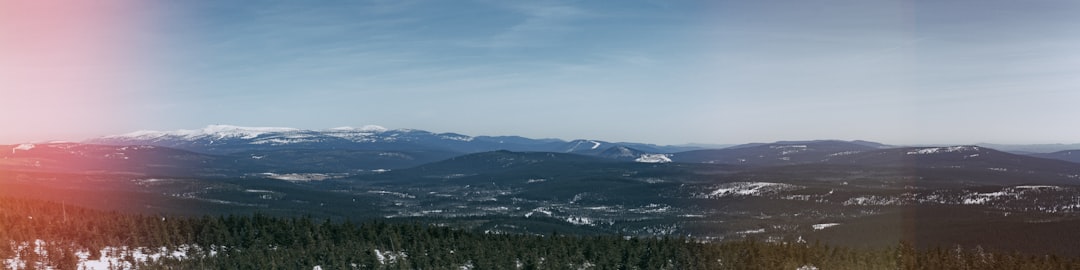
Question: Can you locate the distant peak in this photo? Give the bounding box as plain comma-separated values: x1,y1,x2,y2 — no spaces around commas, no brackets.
327,125,389,133
200,124,298,133
104,125,300,140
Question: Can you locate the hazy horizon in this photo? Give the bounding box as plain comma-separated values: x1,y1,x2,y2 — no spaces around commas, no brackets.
4,123,1080,148
3,0,1079,145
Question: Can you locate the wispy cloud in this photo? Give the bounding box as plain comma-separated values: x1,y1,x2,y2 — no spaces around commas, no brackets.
465,2,588,48
106,0,1080,145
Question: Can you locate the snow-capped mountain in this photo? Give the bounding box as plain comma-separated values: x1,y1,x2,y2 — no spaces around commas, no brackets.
91,125,377,153
87,125,698,155
109,125,304,141
0,125,696,176
0,141,463,176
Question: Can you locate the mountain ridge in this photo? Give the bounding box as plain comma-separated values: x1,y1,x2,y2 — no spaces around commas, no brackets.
87,125,702,155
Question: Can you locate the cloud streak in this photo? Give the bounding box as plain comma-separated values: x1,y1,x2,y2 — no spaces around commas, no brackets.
5,0,1079,145
464,2,588,48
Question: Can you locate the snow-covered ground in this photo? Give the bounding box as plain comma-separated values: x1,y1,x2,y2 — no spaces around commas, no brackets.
635,154,672,163
2,241,206,270
906,146,980,155
373,249,407,265
260,173,336,181
700,182,801,198
812,223,840,230
11,144,35,154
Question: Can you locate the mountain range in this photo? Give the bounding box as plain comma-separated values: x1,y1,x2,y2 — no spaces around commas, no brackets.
4,125,1080,255
0,125,1075,178
86,125,701,155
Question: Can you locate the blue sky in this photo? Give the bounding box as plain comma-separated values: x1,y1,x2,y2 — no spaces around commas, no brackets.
4,0,1079,145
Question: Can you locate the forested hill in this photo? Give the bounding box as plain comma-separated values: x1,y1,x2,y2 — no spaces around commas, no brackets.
2,198,1079,269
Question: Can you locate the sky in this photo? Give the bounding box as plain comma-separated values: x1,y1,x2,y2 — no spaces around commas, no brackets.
2,0,1078,145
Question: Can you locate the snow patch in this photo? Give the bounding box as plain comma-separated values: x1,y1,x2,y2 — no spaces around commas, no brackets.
12,144,34,153
565,216,595,226
770,145,807,149
328,125,388,132
1014,185,1062,190
737,229,765,234
812,223,840,230
524,207,553,218
368,190,416,199
112,125,300,140
2,241,203,270
250,137,323,145
373,249,407,265
440,134,474,142
906,146,981,155
359,125,389,132
843,195,906,206
961,191,1011,205
701,182,800,198
826,151,860,157
261,173,333,182
322,126,387,141
635,154,672,163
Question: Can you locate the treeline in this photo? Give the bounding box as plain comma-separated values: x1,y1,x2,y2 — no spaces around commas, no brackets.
1,197,1078,269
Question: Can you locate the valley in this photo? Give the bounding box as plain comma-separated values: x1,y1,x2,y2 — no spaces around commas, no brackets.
3,126,1080,257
